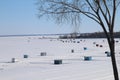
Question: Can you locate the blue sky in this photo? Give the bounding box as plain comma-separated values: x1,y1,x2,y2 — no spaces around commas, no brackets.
0,0,120,35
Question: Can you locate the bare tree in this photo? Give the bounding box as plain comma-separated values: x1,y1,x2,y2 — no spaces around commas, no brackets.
37,0,120,80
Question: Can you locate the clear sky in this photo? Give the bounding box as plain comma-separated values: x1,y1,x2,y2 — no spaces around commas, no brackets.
0,0,120,35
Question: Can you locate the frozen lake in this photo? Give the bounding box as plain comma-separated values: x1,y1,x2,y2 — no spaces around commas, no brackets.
0,36,120,80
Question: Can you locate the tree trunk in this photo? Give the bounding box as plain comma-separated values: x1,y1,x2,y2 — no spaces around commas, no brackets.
110,39,119,80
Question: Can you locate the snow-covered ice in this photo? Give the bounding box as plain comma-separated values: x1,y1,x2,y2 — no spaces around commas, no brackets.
0,36,120,80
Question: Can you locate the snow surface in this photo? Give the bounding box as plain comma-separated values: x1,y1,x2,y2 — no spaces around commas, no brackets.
0,36,120,80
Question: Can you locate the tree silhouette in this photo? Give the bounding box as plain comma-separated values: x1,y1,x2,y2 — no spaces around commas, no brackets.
37,0,120,80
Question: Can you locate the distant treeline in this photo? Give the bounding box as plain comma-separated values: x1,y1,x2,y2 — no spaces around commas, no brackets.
59,32,120,39
79,32,120,38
